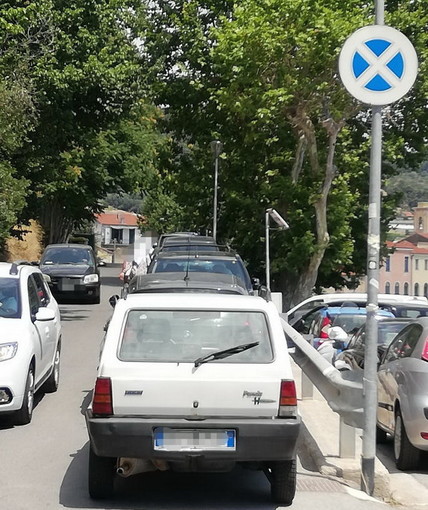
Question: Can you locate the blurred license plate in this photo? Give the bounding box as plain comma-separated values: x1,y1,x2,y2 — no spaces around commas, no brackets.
60,279,75,291
154,428,236,451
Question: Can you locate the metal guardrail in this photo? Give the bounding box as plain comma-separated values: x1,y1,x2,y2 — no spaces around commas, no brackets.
280,317,364,429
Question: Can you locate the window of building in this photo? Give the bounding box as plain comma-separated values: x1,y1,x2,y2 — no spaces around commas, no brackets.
415,258,419,270
385,282,390,294
385,257,390,272
404,257,409,273
404,282,409,295
425,259,428,271
414,283,419,296
394,282,400,295
425,283,428,298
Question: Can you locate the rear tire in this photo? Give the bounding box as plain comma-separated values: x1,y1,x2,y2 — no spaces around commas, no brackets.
43,343,61,393
88,445,116,499
14,366,35,425
394,410,420,470
265,460,296,505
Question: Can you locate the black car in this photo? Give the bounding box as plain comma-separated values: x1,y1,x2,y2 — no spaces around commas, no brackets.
126,272,248,296
39,243,101,303
146,250,256,295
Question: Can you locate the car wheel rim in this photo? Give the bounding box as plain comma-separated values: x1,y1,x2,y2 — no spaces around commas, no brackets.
27,370,35,415
394,415,402,460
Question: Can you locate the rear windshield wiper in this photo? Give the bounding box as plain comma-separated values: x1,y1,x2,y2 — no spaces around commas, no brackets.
194,341,259,368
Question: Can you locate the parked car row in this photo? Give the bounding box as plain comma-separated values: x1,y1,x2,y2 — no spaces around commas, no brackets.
86,232,300,504
289,291,428,472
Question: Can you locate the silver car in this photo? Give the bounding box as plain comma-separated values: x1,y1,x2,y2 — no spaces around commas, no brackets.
377,317,428,470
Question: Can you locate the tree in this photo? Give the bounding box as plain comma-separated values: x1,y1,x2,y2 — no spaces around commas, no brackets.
6,0,164,243
142,0,428,308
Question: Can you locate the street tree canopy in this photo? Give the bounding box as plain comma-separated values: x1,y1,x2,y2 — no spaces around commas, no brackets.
142,0,428,308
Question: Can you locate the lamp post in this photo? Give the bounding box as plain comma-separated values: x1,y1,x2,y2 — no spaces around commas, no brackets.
210,140,223,240
265,208,289,291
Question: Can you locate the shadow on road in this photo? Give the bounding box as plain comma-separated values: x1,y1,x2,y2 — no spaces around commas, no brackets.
59,442,276,510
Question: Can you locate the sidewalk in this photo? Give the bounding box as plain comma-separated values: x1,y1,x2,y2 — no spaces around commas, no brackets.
293,360,428,508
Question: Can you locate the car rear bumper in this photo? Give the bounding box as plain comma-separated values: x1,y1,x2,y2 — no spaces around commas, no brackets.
86,412,301,462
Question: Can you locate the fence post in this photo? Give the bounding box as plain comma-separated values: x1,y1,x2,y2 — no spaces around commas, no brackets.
339,417,356,458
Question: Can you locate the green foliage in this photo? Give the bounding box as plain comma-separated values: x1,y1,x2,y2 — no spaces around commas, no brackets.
4,0,164,243
142,0,427,306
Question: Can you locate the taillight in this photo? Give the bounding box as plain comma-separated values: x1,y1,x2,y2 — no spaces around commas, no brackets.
92,377,113,415
421,432,428,440
279,380,297,417
422,338,428,362
320,317,331,339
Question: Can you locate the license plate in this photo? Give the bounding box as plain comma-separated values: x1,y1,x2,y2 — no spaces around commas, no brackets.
153,428,236,451
60,279,75,291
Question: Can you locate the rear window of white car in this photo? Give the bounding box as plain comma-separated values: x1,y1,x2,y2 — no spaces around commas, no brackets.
118,309,273,363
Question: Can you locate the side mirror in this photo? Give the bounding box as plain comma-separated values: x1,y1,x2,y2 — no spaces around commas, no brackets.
109,295,120,308
34,307,56,322
252,277,261,290
98,259,107,267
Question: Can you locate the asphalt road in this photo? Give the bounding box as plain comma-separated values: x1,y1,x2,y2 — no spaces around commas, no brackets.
0,265,412,510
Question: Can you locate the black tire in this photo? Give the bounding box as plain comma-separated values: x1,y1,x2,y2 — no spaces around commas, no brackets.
88,445,116,499
265,460,296,505
43,342,61,393
394,410,420,470
376,425,388,444
14,366,35,426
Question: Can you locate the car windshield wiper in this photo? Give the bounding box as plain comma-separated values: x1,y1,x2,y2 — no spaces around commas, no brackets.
194,341,259,368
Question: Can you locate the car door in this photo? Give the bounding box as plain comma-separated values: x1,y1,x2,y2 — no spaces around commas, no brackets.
27,276,52,382
377,324,422,431
31,273,58,367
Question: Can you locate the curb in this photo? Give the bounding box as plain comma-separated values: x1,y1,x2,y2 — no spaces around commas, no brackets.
299,417,392,500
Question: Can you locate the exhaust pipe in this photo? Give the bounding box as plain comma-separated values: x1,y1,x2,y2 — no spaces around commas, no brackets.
116,458,169,477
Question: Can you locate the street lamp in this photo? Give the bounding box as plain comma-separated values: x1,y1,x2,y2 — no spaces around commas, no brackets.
265,208,289,292
210,140,223,240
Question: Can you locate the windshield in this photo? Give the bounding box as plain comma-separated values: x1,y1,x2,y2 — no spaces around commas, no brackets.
0,278,21,318
41,247,95,266
331,313,367,335
151,258,252,291
118,309,273,363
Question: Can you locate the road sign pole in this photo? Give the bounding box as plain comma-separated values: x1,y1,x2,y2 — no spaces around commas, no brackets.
362,104,382,496
361,0,384,496
338,0,417,497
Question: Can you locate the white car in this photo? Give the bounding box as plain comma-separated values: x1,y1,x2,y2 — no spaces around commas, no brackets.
0,262,62,425
86,293,300,504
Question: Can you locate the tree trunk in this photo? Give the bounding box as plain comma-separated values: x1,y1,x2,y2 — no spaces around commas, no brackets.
279,109,343,311
38,199,74,244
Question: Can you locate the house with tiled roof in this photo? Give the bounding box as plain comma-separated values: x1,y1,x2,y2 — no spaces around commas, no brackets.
379,205,428,297
94,209,157,265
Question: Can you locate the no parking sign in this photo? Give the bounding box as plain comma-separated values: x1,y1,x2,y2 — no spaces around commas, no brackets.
339,25,418,105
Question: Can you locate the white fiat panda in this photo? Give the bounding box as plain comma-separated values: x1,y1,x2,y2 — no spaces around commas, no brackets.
85,293,300,504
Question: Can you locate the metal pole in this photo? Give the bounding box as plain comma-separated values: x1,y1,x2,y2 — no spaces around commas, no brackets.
265,211,270,291
213,156,219,240
210,140,222,241
361,2,384,495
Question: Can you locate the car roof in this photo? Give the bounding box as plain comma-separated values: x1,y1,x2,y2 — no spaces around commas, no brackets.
120,292,269,311
43,243,93,250
127,272,248,295
0,262,36,278
152,251,240,260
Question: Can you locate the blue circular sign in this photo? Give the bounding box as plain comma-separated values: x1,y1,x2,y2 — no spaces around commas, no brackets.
339,26,418,105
